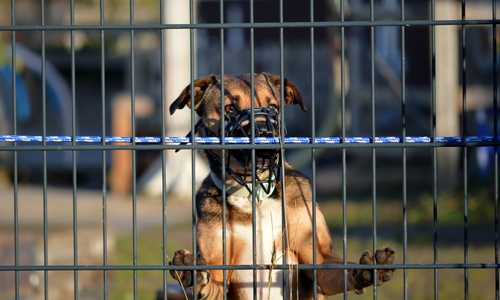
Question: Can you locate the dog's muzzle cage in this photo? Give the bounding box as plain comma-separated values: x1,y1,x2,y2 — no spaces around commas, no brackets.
202,107,284,196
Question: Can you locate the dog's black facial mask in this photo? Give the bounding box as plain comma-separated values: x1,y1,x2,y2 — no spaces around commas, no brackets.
200,106,284,195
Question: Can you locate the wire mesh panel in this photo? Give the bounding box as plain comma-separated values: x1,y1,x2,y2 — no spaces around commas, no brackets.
0,0,498,299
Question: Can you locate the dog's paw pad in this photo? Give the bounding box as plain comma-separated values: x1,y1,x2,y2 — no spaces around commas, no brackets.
170,249,194,287
374,246,396,285
352,246,396,289
381,271,394,283
169,249,208,287
375,247,395,265
359,250,373,265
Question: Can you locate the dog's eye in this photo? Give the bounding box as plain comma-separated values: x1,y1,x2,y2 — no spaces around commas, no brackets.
225,105,236,113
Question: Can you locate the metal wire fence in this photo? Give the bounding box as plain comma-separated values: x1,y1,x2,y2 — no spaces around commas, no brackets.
0,0,499,299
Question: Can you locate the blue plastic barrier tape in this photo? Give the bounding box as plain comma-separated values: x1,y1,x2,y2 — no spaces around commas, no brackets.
0,135,498,144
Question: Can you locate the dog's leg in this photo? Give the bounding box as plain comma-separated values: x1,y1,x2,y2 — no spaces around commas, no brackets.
170,249,225,299
303,242,395,296
307,246,395,296
292,204,395,296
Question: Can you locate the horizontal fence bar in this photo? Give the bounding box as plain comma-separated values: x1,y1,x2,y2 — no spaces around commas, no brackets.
0,263,498,272
0,19,499,32
1,135,500,144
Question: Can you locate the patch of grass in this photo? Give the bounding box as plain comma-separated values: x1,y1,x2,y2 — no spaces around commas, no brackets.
319,199,402,228
408,188,497,225
320,186,496,230
108,223,192,300
329,239,497,299
319,192,498,299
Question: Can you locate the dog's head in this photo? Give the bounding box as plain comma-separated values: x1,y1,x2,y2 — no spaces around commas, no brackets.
170,73,307,195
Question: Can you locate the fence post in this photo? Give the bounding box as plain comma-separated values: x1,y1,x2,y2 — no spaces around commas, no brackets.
435,0,460,190
139,0,208,198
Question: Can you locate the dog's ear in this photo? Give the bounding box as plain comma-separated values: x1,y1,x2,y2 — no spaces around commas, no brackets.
265,74,307,112
169,76,217,115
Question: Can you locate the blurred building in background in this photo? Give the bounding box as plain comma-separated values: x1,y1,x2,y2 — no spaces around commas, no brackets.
0,0,498,192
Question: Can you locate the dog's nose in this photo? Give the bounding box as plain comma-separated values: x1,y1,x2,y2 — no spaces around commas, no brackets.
254,120,276,137
225,107,282,138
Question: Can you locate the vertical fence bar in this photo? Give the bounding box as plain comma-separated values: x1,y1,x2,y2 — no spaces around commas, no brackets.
278,1,289,297
249,1,258,299
369,1,378,298
430,1,439,299
189,1,202,298
248,1,259,298
128,1,139,299
159,1,167,299
218,2,226,299
10,1,20,299
400,1,408,300
189,0,197,255
220,1,226,298
69,1,79,299
99,0,109,297
460,1,469,299
309,1,318,299
40,1,50,298
493,1,500,299
340,0,348,297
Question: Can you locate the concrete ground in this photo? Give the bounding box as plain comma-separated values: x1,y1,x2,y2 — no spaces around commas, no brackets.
0,184,191,231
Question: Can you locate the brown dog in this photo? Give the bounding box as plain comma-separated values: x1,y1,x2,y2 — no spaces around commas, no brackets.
169,73,395,299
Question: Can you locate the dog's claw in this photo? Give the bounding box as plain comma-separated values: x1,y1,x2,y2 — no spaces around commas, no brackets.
196,253,207,265
352,246,396,291
375,247,395,265
359,250,372,264
354,288,365,295
183,253,194,265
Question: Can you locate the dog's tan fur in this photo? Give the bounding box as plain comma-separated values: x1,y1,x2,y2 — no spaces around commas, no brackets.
169,73,395,299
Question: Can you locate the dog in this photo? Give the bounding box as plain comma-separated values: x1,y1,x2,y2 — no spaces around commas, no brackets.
168,73,395,299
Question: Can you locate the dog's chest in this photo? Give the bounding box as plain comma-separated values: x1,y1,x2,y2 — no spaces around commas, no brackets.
229,196,284,260
228,195,289,298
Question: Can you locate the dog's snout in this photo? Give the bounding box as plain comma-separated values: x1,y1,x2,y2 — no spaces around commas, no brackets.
237,118,278,138
254,121,276,137
225,108,281,138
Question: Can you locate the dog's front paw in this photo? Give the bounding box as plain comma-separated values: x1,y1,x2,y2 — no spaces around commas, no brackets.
351,246,395,294
169,249,208,288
